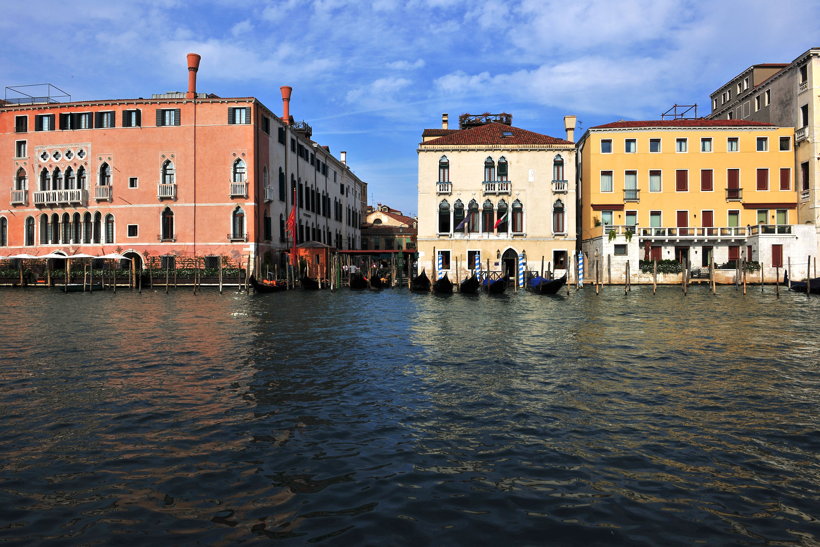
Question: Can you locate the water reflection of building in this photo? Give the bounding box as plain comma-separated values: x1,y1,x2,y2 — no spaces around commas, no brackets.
417,113,577,281
0,53,366,271
361,204,417,251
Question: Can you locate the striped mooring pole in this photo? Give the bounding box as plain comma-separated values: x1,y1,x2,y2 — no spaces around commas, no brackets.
437,251,444,279
474,251,481,280
577,251,584,288
518,253,525,289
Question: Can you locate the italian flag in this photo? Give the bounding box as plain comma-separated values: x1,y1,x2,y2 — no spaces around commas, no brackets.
493,211,508,229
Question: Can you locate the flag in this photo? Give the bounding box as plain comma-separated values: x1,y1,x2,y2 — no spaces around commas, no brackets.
455,216,469,231
285,206,296,235
493,211,508,229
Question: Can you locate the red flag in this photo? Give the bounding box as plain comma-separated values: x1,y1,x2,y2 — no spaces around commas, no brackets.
285,206,296,235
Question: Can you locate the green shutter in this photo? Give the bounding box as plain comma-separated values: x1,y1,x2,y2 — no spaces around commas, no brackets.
174,109,181,126
228,107,234,124
156,109,163,126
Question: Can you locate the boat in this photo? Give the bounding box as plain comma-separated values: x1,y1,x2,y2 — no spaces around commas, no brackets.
300,276,320,290
459,274,480,294
527,274,567,295
369,273,389,290
410,270,431,292
249,275,287,293
784,271,820,294
349,273,368,290
482,275,508,294
432,273,454,294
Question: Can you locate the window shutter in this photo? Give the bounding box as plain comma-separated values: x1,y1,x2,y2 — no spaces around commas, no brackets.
156,109,163,127
95,112,102,128
174,109,181,126
244,107,251,123
60,113,69,129
135,109,141,127
700,169,712,191
110,111,116,128
228,107,234,124
676,170,687,191
757,169,768,190
727,169,739,188
780,168,790,190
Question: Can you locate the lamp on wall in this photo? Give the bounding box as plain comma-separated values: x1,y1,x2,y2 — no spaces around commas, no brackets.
522,249,527,260
496,249,500,259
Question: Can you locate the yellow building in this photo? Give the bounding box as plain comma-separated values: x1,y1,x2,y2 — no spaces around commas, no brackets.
578,119,814,281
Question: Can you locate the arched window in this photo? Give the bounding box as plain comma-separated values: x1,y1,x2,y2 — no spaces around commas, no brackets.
52,168,62,191
40,215,49,245
161,207,174,241
438,199,451,233
553,154,564,181
105,214,115,244
99,162,111,186
162,160,175,185
484,157,495,182
83,212,92,244
453,199,465,231
497,156,508,181
77,166,87,190
39,168,49,191
232,207,245,239
512,200,523,233
279,168,286,201
25,217,35,246
93,212,102,244
51,213,59,244
15,168,26,190
553,199,565,234
62,213,71,243
373,218,383,225
65,167,75,190
73,213,81,243
279,214,285,242
482,199,494,233
0,217,6,246
468,199,479,233
232,159,246,183
496,199,508,232
438,155,449,182
263,210,271,241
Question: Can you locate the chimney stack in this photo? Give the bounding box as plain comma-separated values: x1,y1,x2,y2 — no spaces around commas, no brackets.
280,86,292,125
186,53,201,99
442,113,449,130
564,115,577,143
340,151,347,166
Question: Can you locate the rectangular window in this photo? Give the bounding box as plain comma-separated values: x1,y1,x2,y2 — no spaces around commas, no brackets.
754,96,760,111
701,210,714,228
649,211,661,227
600,171,613,192
123,109,142,127
776,209,787,224
96,111,115,128
675,138,687,152
779,136,790,151
614,244,628,256
800,104,808,127
601,211,613,226
129,177,138,189
228,107,251,124
728,210,739,227
600,139,612,153
701,138,712,152
675,170,688,191
15,115,28,133
467,250,481,270
35,114,55,131
780,168,791,190
278,127,286,144
728,246,740,260
649,170,661,192
649,138,661,153
15,140,26,158
77,113,92,129
802,162,810,192
127,224,138,237
756,137,768,151
262,116,270,134
756,168,768,190
625,139,636,153
156,108,181,126
437,250,451,270
764,89,770,106
700,169,713,191
757,209,768,224
625,210,637,228
727,137,739,152
160,255,176,270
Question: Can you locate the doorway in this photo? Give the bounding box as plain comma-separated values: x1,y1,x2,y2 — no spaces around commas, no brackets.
501,248,518,279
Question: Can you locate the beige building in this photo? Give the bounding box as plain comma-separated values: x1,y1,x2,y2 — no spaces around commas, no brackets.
361,204,417,251
708,47,820,252
417,113,576,284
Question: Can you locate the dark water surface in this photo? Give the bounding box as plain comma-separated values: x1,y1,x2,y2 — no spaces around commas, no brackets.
1,286,818,545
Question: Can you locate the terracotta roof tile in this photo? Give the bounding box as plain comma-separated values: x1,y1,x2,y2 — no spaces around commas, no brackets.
591,119,776,129
422,129,458,137
421,122,571,146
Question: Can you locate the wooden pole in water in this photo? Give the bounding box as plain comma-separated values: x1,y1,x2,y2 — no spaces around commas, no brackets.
653,259,657,295
807,256,812,297
138,263,142,294
130,257,134,290
709,250,715,295
742,254,747,295
112,262,116,294
787,257,791,289
594,259,599,295
219,257,223,294
541,256,544,278
246,254,251,293
455,256,460,291
608,254,612,285
760,259,764,293
165,262,170,294
148,263,153,289
775,265,780,298
683,258,688,296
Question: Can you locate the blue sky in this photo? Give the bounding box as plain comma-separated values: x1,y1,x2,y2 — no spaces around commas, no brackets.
2,0,818,215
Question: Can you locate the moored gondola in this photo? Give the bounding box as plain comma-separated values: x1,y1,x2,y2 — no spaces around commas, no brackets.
482,275,508,294
459,274,480,294
527,273,567,295
369,273,389,289
784,271,820,294
300,276,320,290
410,270,431,292
349,273,368,290
249,275,287,293
432,273,454,294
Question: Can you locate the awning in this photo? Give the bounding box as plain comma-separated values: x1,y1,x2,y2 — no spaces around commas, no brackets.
98,253,130,260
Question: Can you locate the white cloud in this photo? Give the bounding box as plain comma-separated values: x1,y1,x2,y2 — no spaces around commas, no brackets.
231,20,253,37
386,59,426,70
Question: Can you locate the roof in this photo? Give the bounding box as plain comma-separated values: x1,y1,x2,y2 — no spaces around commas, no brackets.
421,122,572,146
422,129,458,138
379,210,416,227
590,119,776,130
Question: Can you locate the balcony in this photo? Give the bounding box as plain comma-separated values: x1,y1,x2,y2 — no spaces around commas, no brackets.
228,233,248,242
801,189,810,201
157,183,176,199
10,189,27,206
95,185,112,201
33,189,87,207
157,234,176,242
436,181,452,194
230,182,248,198
748,224,793,235
624,188,640,202
264,186,274,202
726,187,743,201
799,80,808,94
796,126,808,143
634,225,749,241
483,180,511,194
552,179,568,193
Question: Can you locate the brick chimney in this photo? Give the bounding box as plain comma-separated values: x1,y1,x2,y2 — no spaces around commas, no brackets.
442,113,449,130
280,86,292,125
564,115,577,143
186,53,201,99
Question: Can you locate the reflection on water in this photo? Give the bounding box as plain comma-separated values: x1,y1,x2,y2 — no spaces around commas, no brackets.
0,287,818,544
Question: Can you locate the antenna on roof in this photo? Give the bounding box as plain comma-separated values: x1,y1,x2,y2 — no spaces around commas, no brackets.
661,104,699,120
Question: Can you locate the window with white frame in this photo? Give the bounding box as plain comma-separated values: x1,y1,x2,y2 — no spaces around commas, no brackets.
649,170,661,192
127,224,138,237
701,138,712,152
600,171,613,192
675,138,687,152
625,139,636,153
228,107,251,124
649,139,661,153
727,137,739,152
600,139,612,154
756,137,768,152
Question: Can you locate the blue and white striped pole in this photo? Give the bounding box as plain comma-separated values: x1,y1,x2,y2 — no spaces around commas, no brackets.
474,252,481,280
437,251,444,279
577,251,584,288
518,253,525,289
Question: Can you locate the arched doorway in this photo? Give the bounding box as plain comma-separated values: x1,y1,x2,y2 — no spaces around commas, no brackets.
121,251,143,270
501,248,518,279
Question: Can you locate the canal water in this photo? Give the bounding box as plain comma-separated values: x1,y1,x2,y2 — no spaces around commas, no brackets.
0,286,818,545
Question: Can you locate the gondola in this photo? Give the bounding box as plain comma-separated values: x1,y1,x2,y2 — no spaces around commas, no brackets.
432,273,454,294
784,271,820,294
249,275,287,293
300,276,320,290
369,273,389,290
349,273,368,290
459,274,480,295
527,273,567,295
410,270,431,292
482,275,508,294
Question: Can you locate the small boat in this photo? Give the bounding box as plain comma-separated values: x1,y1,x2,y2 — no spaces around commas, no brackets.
459,274,480,295
482,275,508,294
349,273,368,290
300,276,320,290
369,274,389,290
784,271,820,294
250,275,286,293
410,270,431,292
432,273,454,294
527,274,567,295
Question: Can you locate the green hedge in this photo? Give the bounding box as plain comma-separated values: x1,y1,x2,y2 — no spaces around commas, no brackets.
639,259,682,274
